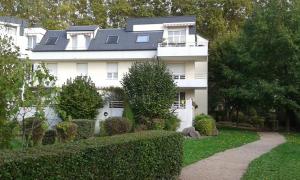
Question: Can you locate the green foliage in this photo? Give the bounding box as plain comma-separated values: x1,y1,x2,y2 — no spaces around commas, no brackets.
24,117,48,147
72,119,95,140
164,114,180,131
194,114,217,136
42,129,57,145
56,121,78,143
0,119,18,150
103,117,131,136
243,133,300,180
122,60,177,128
56,76,103,120
184,127,259,166
0,131,183,180
122,102,134,128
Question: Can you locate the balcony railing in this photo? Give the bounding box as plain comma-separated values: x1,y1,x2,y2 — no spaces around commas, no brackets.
158,42,202,47
172,100,186,109
109,101,124,108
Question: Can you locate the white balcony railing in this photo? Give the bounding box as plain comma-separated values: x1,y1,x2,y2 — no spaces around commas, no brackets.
157,42,208,58
172,100,186,109
109,101,124,108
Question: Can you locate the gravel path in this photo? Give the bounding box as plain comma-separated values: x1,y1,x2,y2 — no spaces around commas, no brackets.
180,132,286,180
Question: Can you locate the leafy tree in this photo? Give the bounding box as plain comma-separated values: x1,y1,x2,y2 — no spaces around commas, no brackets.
56,76,103,120
121,60,177,124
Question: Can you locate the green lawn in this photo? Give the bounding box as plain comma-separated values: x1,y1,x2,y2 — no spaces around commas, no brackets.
183,127,259,166
243,133,300,180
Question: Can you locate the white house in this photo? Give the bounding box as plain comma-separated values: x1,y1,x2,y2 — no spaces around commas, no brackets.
0,16,46,59
1,16,208,132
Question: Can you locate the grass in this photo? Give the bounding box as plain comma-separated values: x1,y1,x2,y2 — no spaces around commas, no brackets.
183,127,259,166
243,132,300,180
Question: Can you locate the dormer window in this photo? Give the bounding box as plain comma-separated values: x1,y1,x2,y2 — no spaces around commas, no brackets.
106,36,119,44
71,35,78,50
27,35,37,49
45,37,58,45
136,35,149,43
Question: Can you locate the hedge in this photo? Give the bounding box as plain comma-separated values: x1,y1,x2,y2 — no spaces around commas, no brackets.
0,130,183,179
72,119,95,140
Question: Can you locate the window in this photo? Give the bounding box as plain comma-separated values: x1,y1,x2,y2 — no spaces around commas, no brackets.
27,35,37,49
45,37,58,45
106,36,118,44
71,35,78,50
168,28,186,46
46,63,57,77
85,35,91,49
136,35,149,43
173,92,186,108
6,26,17,35
107,63,118,80
77,63,88,76
167,64,185,79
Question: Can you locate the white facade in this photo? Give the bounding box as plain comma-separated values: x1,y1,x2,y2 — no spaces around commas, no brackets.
2,16,208,132
0,19,46,59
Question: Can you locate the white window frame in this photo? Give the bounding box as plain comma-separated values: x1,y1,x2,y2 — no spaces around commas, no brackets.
27,35,37,49
107,63,118,80
173,92,186,108
167,28,186,45
46,63,57,77
71,35,78,50
76,63,88,76
167,64,186,80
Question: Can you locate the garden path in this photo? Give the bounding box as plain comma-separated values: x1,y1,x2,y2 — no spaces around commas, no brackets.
180,132,285,180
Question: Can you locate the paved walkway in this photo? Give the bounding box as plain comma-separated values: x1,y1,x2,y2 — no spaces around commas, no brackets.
180,132,286,180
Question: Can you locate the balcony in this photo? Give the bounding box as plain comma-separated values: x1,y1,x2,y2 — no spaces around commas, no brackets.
157,42,208,60
173,73,207,89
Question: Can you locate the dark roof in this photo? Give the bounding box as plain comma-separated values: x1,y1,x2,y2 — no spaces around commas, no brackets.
33,30,69,51
33,29,163,52
0,16,28,36
126,16,196,31
67,25,98,31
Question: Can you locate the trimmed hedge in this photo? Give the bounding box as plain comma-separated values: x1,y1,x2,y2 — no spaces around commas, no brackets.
0,131,183,179
194,114,217,136
72,119,95,140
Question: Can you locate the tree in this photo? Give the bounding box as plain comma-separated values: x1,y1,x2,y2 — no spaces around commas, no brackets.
56,76,103,120
121,60,177,124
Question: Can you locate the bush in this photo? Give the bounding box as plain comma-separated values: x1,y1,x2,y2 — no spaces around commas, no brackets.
122,102,134,129
103,117,130,136
56,121,78,143
42,129,57,145
56,76,103,120
72,119,95,140
0,131,183,179
25,117,48,146
122,61,177,127
164,114,180,131
194,114,217,136
0,119,18,150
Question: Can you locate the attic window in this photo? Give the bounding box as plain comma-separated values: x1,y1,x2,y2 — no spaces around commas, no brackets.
136,35,149,43
106,36,119,44
45,37,58,45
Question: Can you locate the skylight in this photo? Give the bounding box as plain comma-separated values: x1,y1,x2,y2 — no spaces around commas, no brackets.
45,37,58,45
106,36,119,44
136,35,149,43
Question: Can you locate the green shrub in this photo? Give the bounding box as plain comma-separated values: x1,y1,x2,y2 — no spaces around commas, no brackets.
72,119,95,140
122,102,134,129
122,61,177,125
0,119,18,150
103,117,130,136
164,114,180,131
56,121,78,143
25,117,48,146
56,76,103,119
0,131,183,179
42,129,57,145
194,114,217,136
